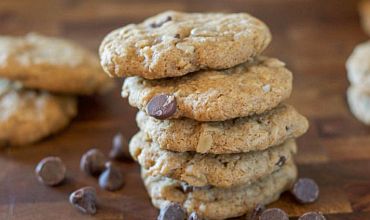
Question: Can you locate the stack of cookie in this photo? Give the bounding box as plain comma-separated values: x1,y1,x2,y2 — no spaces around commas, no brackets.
0,33,114,147
100,11,309,219
346,2,370,125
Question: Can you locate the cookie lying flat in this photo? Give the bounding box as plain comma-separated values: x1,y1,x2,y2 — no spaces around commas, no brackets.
143,163,297,220
0,80,77,147
347,86,370,125
137,104,308,154
359,0,370,36
346,41,370,92
130,131,296,188
100,11,271,79
122,56,292,121
0,33,114,95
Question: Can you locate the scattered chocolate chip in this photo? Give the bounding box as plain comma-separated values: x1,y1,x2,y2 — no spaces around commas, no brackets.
69,186,97,215
157,203,186,220
246,204,265,220
80,149,107,176
109,133,132,161
276,156,287,167
98,162,124,191
259,208,289,220
188,212,201,220
298,212,326,220
150,16,172,28
35,156,66,186
291,178,319,204
174,34,180,39
147,94,177,119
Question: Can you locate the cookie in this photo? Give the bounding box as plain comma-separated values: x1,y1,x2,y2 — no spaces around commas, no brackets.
359,0,370,36
100,11,271,79
346,41,370,92
122,56,292,121
142,162,297,220
136,104,308,154
0,33,114,95
130,131,296,188
347,86,370,125
0,79,77,147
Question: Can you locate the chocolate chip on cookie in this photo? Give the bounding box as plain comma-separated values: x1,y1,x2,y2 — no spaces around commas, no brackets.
109,133,132,161
147,94,177,119
150,15,172,28
35,156,66,186
298,212,326,220
291,178,319,204
276,156,287,167
157,203,186,220
188,212,201,220
259,208,289,220
98,162,124,191
69,186,97,215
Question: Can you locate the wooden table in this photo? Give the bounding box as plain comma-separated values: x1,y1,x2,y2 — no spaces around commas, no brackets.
0,0,369,219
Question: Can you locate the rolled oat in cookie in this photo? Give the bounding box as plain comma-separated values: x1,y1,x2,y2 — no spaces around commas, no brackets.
100,10,271,79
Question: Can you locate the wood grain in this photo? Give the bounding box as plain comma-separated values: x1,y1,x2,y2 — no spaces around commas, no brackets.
0,0,369,219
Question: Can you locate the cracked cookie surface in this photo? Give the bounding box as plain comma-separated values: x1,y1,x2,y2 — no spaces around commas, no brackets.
347,86,370,125
130,131,296,188
100,10,271,79
137,104,308,154
0,33,114,95
0,79,77,147
122,56,293,121
346,41,370,92
142,163,297,220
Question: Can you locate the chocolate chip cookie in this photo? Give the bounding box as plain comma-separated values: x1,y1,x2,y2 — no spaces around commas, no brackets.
136,104,308,154
0,33,114,95
122,56,292,121
142,162,297,219
0,79,77,147
100,11,271,79
130,131,296,188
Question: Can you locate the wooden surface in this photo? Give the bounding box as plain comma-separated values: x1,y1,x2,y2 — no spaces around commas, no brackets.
0,0,370,219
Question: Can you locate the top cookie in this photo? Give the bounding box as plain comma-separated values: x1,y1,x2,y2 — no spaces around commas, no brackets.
100,10,271,79
0,33,114,95
346,41,370,92
122,56,293,121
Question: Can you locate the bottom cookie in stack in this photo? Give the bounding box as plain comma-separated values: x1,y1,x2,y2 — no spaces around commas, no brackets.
0,79,77,147
347,86,370,125
142,163,297,220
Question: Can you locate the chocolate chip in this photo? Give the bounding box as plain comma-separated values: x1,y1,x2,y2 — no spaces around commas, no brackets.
180,183,193,193
246,204,265,220
157,203,186,220
98,162,124,191
275,156,287,167
259,208,289,220
69,186,97,215
188,212,201,220
150,16,172,28
298,212,326,220
291,178,319,204
147,94,177,119
109,133,132,161
174,34,180,39
35,156,66,186
80,149,107,176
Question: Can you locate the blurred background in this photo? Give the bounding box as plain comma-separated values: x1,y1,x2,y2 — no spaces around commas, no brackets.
1,0,370,219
